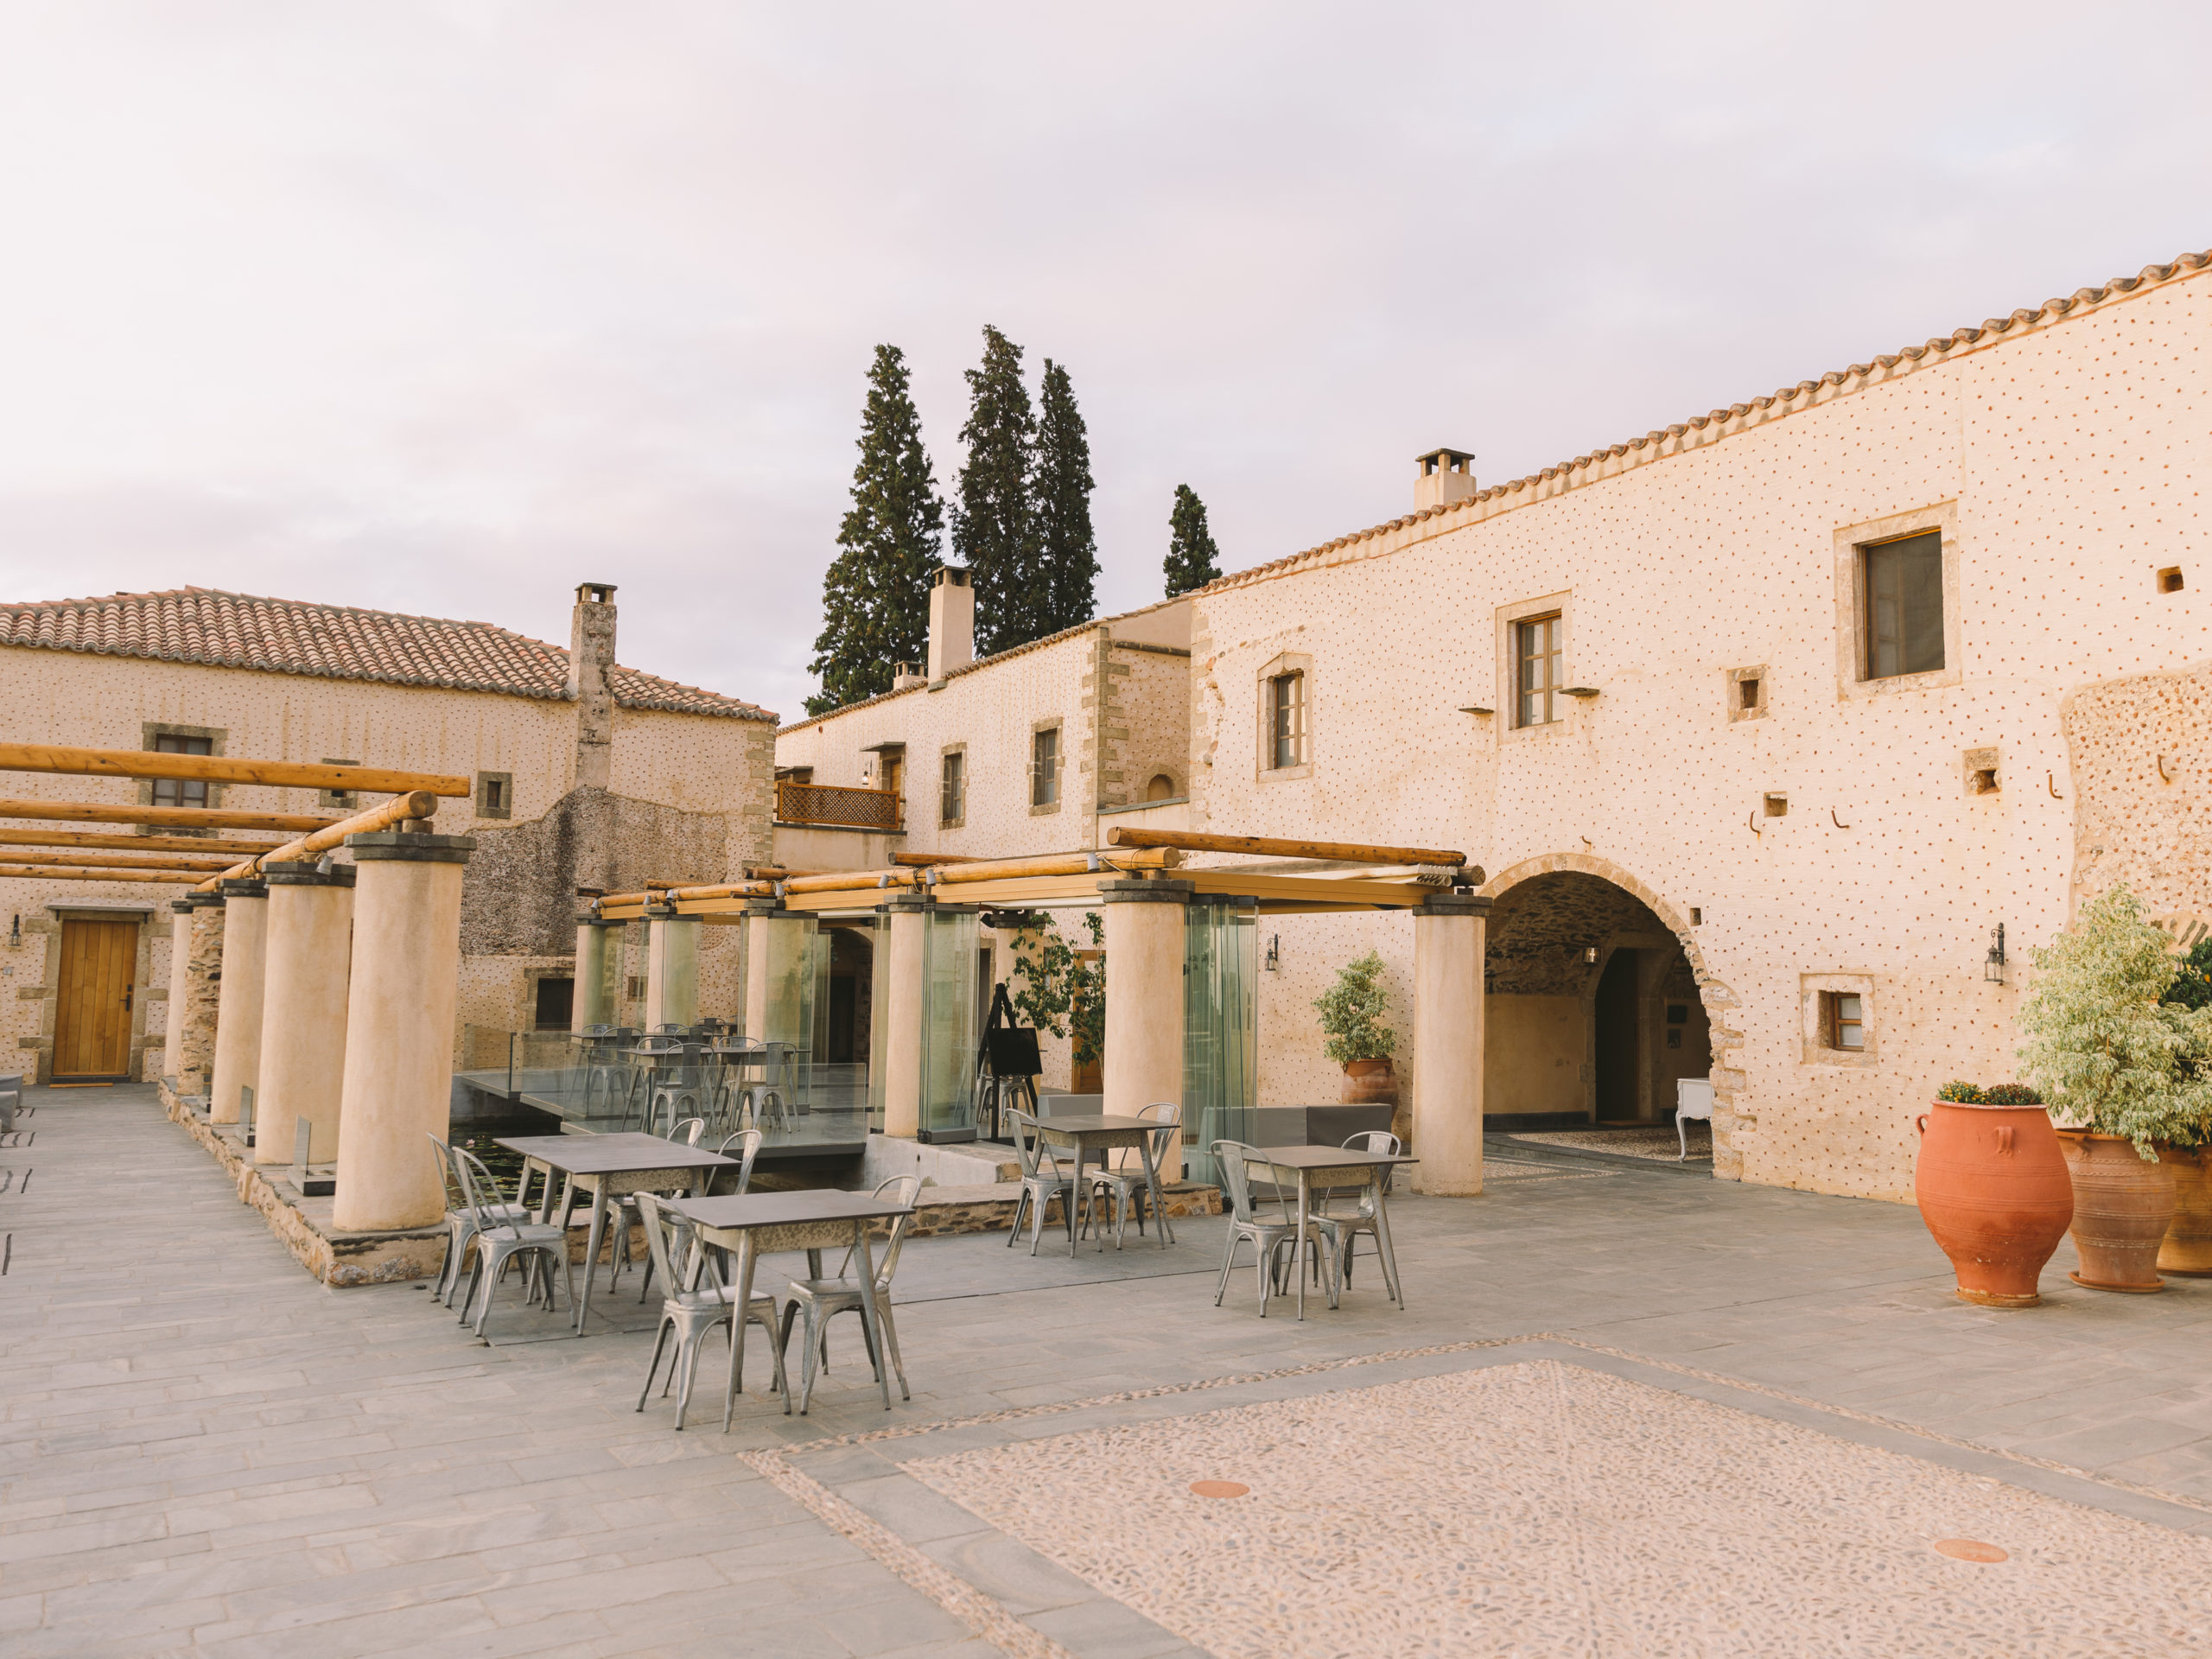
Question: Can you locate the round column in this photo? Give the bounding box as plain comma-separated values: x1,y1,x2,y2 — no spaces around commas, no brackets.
573,917,621,1030
1101,878,1191,1179
162,900,191,1082
1411,893,1490,1195
645,909,701,1029
255,861,357,1166
207,878,269,1125
176,893,226,1101
331,830,474,1234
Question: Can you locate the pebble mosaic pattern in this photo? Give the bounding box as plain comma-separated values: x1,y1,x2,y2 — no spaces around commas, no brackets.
901,1359,2212,1658
1509,1126,1712,1162
1477,1155,1619,1181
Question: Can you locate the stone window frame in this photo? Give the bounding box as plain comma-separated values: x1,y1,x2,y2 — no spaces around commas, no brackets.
1834,501,1962,701
1495,592,1573,745
1029,719,1064,815
137,722,227,835
939,742,968,829
1255,651,1314,783
1801,971,1878,1066
1727,665,1769,722
475,770,514,821
319,758,362,812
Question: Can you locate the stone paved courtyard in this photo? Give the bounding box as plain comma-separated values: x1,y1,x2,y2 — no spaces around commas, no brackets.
6,1085,2212,1656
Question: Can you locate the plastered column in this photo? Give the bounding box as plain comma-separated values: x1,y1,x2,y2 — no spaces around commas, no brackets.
645,912,700,1029
255,861,356,1166
162,901,190,1081
574,918,620,1030
879,900,927,1139
1101,879,1191,1180
1411,894,1489,1196
331,830,474,1234
177,895,226,1099
207,879,269,1125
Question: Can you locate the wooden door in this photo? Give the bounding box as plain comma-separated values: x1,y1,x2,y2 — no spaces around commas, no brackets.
54,918,137,1079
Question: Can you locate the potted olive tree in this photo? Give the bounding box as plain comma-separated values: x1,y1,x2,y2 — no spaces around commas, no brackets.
1315,950,1398,1106
2017,887,2212,1291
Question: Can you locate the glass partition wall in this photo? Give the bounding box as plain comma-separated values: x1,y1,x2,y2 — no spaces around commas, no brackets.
919,906,981,1140
1183,895,1258,1187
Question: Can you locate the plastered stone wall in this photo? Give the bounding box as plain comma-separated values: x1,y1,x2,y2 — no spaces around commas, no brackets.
2063,664,2212,919
1107,644,1192,804
1187,260,2211,1202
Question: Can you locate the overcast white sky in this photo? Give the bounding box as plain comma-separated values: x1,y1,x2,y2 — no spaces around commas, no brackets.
1,3,2206,721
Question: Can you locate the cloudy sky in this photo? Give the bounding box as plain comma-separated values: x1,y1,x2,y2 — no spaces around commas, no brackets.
1,3,2206,721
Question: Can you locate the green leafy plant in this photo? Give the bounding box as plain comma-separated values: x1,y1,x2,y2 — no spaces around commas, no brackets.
2017,886,2212,1155
1980,1083,2044,1106
2160,938,2212,1011
1007,912,1105,1070
1935,1080,1985,1103
1313,950,1398,1066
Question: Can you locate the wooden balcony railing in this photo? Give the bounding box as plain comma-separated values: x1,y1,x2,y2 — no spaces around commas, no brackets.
776,781,904,832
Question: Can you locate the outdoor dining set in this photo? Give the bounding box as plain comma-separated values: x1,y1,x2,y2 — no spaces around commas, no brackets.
571,1023,810,1137
419,1096,1420,1433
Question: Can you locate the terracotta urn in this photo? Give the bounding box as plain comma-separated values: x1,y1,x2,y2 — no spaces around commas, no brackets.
2155,1143,2212,1277
1913,1102,2072,1307
1341,1058,1399,1107
2057,1131,2176,1293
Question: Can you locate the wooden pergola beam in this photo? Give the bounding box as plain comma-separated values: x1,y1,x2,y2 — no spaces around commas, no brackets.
199,790,442,889
0,743,470,798
0,849,239,874
0,799,340,832
0,828,290,856
0,863,206,886
1106,827,1466,867
598,846,1179,912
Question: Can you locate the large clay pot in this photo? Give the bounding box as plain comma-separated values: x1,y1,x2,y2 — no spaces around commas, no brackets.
1913,1102,2072,1307
2058,1131,2175,1293
2155,1143,2212,1277
1341,1058,1398,1107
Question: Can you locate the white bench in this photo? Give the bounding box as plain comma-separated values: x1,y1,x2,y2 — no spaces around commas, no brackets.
1675,1078,1713,1160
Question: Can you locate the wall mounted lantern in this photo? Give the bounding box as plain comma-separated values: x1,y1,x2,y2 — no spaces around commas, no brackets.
7,914,18,950
1264,934,1281,972
1585,945,1599,965
1984,924,2006,983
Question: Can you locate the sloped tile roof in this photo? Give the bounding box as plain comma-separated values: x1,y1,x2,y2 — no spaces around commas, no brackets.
0,586,774,721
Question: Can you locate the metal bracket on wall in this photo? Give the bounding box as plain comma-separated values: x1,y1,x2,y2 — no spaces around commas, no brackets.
2048,772,2063,799
1747,810,1761,838
2158,754,2174,783
1831,810,1850,830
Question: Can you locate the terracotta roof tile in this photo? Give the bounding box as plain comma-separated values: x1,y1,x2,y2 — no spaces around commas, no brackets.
0,587,774,721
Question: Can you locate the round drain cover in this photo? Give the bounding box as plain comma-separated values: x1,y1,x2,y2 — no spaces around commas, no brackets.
1934,1538,2008,1563
1190,1480,1249,1499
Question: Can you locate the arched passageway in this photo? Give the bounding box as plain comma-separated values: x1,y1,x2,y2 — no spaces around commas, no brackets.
1483,869,1709,1129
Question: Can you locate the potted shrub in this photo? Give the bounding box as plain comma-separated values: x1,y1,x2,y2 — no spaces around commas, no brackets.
2153,940,2212,1275
1913,1079,2072,1307
1315,950,1398,1107
2017,887,2212,1292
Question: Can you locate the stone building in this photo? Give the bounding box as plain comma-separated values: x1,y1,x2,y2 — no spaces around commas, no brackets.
0,582,777,1084
780,247,2212,1204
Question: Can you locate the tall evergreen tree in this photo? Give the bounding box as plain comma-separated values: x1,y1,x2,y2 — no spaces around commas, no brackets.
1033,359,1098,634
952,325,1041,656
1164,483,1223,596
806,345,944,715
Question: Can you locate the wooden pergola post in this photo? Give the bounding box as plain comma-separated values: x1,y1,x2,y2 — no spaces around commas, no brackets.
207,878,269,1125
255,861,356,1167
1101,878,1192,1180
1412,893,1490,1195
330,828,475,1234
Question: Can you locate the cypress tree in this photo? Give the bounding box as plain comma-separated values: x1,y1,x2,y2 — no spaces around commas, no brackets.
1164,483,1223,597
805,345,944,715
952,325,1041,656
1033,359,1098,634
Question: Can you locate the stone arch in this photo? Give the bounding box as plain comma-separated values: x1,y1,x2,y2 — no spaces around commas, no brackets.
1478,852,1741,1178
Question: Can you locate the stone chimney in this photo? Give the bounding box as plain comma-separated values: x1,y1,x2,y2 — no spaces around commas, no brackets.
891,662,928,692
1415,448,1477,511
926,566,975,680
569,582,617,790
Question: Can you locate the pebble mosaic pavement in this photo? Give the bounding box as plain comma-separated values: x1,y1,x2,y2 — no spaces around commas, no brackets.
1510,1126,1713,1162
899,1360,2212,1657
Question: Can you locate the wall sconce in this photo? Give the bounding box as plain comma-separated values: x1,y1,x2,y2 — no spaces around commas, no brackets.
7,915,18,950
1984,924,2006,983
1585,945,1599,965
1264,934,1281,972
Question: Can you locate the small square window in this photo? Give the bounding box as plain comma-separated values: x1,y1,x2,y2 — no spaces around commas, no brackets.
1738,678,1760,709
2159,566,2184,594
1666,1029,1682,1050
1764,793,1788,817
1666,1004,1688,1025
1822,992,1865,1051
533,976,574,1032
476,771,513,820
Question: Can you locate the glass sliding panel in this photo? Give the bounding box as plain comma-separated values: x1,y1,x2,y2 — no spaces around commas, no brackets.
867,912,889,1135
918,907,982,1137
758,914,818,1111
1183,896,1257,1186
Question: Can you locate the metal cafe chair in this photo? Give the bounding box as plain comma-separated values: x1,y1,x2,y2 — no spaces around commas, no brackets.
1081,1103,1180,1249
777,1175,921,1415
427,1134,532,1309
451,1147,576,1341
1211,1141,1330,1319
1006,1109,1080,1255
611,1117,708,1296
1309,1131,1404,1307
645,1126,766,1303
632,1191,786,1430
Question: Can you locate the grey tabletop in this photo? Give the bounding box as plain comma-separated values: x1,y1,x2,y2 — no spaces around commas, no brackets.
494,1133,736,1173
1033,1115,1159,1135
1250,1145,1418,1168
675,1190,913,1229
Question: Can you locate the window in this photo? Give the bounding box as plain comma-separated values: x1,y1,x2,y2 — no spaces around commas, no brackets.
2160,566,2184,594
532,976,574,1032
149,734,211,809
475,771,512,821
940,750,965,824
1862,531,1943,679
1268,672,1306,768
1030,727,1060,807
1516,615,1562,727
1822,992,1865,1052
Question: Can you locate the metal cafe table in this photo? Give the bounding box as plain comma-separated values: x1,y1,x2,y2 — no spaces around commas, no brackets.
1248,1143,1417,1321
494,1133,737,1333
1032,1114,1173,1256
672,1189,916,1427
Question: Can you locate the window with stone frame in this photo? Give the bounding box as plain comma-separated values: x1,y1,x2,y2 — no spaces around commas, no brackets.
1860,531,1944,680
149,734,212,809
